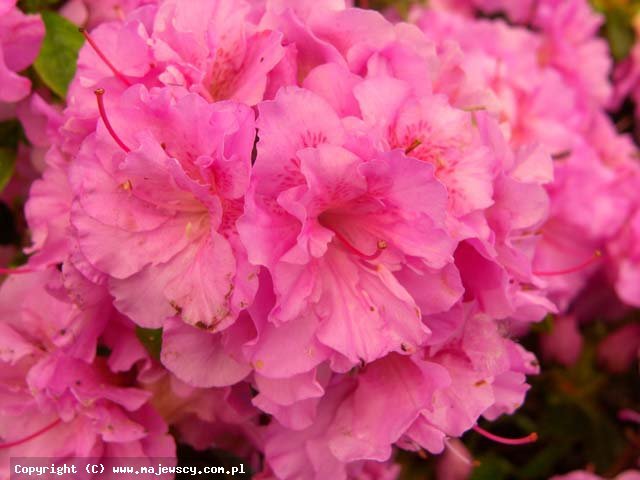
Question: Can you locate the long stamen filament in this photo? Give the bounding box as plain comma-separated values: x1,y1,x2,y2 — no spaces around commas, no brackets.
332,230,387,260
473,425,538,446
534,250,602,277
94,89,131,153
0,266,40,275
79,28,132,87
0,418,62,449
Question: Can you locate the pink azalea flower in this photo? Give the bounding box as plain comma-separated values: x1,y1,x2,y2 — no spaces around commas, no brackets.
551,471,640,480
0,270,174,475
411,3,637,313
62,0,290,153
406,310,539,452
23,144,74,268
612,41,640,121
62,0,386,153
258,308,538,478
13,1,555,475
540,315,583,366
608,209,640,308
435,438,473,480
469,0,612,107
597,323,640,374
69,85,258,337
16,92,64,171
145,373,262,464
60,0,157,29
532,0,612,107
240,86,455,365
0,0,44,104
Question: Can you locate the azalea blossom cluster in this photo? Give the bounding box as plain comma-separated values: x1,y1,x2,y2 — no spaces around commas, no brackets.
1,0,639,478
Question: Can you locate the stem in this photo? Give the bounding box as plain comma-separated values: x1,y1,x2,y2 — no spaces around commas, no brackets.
94,89,131,153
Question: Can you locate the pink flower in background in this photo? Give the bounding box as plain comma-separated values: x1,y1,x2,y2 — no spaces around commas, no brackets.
612,40,640,123
540,315,583,366
609,209,640,308
0,0,44,103
533,0,613,107
469,0,613,107
411,2,640,314
597,323,640,373
552,471,640,480
436,439,473,480
60,0,157,29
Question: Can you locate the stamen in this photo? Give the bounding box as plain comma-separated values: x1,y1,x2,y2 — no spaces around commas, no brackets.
534,250,602,277
113,5,125,20
472,425,538,446
405,139,422,154
0,418,62,449
79,28,132,87
94,89,131,153
0,265,40,275
332,230,387,260
462,105,488,112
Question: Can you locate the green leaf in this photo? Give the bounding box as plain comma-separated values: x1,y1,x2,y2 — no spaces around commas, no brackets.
603,8,636,61
470,454,513,480
135,326,163,360
18,0,63,13
0,120,24,150
531,314,555,334
33,11,84,99
0,148,16,193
